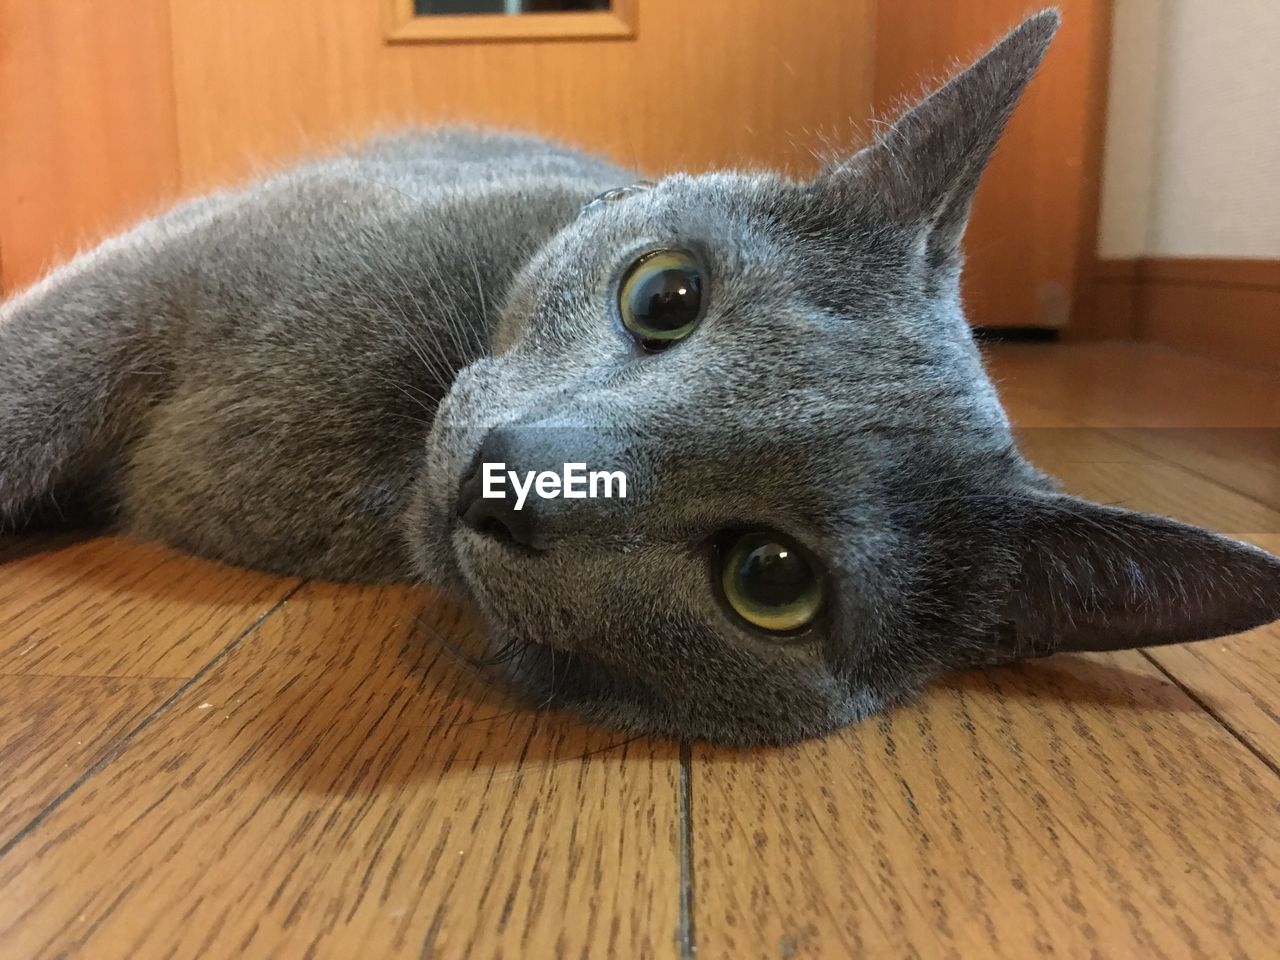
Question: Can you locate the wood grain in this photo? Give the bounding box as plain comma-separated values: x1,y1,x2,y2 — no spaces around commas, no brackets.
991,343,1280,772
988,341,1280,427
1106,428,1280,514
989,342,1280,509
0,675,176,840
1031,460,1280,767
691,650,1280,959
167,0,875,190
0,536,300,678
1145,566,1280,774
1,344,1277,959
1039,457,1280,539
1145,630,1280,774
0,580,681,959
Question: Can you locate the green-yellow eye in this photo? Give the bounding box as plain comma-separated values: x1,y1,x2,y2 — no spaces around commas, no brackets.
720,532,824,634
618,250,704,348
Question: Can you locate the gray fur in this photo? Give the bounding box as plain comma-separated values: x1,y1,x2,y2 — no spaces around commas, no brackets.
3,11,1279,743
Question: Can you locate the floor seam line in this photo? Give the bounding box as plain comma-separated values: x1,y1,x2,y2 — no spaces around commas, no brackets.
1139,649,1280,779
677,741,697,960
0,583,305,861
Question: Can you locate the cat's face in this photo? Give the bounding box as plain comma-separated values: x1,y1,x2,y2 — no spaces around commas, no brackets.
410,11,1280,743
417,170,1037,742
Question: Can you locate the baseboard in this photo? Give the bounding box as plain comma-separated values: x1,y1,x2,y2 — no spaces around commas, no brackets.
1087,258,1143,340
1090,257,1280,370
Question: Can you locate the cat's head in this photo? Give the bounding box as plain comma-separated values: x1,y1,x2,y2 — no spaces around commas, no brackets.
413,11,1280,743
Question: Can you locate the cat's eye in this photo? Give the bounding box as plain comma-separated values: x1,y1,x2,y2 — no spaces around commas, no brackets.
618,250,704,349
719,531,824,634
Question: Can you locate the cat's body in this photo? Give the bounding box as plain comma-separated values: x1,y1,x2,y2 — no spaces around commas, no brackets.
4,12,1279,743
0,129,630,579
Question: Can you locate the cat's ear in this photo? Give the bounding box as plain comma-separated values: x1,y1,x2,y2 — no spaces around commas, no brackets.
821,9,1059,267
997,494,1280,661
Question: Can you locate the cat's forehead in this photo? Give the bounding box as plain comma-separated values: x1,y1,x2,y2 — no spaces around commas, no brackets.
552,166,1012,498
566,168,1010,443
573,170,791,261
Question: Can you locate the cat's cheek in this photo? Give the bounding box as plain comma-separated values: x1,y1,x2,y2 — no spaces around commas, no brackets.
401,472,460,588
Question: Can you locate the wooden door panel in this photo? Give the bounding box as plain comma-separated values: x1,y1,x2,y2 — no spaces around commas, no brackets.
2,0,1105,334
0,0,181,293
167,0,876,191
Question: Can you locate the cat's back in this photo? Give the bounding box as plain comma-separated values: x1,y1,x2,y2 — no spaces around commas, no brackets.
142,127,635,348
190,126,636,283
91,128,633,288
332,127,634,197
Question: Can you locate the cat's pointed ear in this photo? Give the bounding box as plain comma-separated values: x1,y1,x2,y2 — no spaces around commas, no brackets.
821,10,1059,266
997,494,1280,660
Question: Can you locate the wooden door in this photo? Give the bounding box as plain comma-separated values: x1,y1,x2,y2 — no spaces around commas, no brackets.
1,0,1108,332
0,1,181,295
164,0,875,192
0,0,875,293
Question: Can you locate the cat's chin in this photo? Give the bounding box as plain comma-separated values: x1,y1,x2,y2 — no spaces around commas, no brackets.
477,624,672,736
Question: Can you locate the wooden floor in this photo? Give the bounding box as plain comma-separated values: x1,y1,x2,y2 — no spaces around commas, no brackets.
2,342,1278,959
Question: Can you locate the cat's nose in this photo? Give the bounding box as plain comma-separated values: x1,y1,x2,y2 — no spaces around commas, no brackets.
456,429,547,552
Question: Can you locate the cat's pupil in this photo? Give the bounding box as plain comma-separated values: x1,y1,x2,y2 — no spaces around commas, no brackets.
628,266,701,333
735,541,810,608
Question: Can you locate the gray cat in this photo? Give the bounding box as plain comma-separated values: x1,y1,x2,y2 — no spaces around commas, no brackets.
3,11,1278,743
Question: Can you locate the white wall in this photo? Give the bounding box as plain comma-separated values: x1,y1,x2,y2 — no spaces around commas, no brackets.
1097,0,1280,258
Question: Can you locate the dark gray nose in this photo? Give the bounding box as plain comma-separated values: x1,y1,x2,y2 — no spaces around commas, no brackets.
456,429,546,552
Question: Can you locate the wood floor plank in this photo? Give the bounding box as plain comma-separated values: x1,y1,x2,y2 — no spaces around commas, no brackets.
0,535,300,678
0,675,178,841
990,343,1280,510
987,342,1280,428
691,650,1280,959
0,580,681,960
1139,530,1280,768
1144,620,1280,771
1105,428,1280,514
1036,458,1280,539
1,343,1276,959
693,347,1280,957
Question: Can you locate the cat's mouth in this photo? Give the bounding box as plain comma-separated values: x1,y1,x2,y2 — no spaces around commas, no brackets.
454,521,542,560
